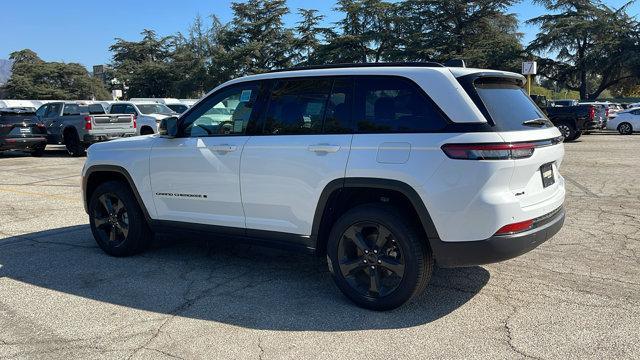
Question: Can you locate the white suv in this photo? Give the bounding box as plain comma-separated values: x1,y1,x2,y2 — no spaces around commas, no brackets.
82,63,566,310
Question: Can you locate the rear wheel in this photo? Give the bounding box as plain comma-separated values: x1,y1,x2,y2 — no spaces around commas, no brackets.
64,130,85,156
557,122,577,141
140,126,154,135
30,144,46,157
327,204,433,311
89,181,153,257
618,122,633,135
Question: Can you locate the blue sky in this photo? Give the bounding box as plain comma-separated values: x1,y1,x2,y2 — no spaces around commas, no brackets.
1,0,638,67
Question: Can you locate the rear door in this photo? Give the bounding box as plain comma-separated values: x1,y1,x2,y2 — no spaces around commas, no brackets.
240,77,354,240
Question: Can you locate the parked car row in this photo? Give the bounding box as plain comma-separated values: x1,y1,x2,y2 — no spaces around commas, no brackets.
0,98,198,156
531,96,640,140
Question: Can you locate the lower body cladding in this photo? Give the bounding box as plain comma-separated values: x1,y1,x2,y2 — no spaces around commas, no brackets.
432,206,565,267
0,137,47,151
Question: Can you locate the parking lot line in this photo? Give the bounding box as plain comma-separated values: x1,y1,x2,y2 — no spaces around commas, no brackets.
0,186,78,201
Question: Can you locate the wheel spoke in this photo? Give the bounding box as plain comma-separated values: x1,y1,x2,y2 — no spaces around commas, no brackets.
369,267,381,295
378,256,404,277
339,257,366,276
343,226,369,251
108,227,117,242
93,216,108,228
112,198,125,213
375,226,392,249
99,195,114,214
117,221,129,238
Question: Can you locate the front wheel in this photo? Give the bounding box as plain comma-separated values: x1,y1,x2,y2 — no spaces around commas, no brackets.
89,181,153,256
327,204,433,310
618,122,633,135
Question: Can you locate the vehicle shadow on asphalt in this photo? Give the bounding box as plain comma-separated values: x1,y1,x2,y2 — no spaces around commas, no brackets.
0,225,490,331
0,147,71,158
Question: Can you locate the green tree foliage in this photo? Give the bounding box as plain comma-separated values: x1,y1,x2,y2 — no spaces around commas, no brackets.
101,0,639,99
109,29,176,98
219,0,294,75
527,0,640,100
396,0,523,70
5,49,110,100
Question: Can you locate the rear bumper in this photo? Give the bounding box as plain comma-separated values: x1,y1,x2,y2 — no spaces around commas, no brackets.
83,131,135,144
432,206,565,268
0,137,47,151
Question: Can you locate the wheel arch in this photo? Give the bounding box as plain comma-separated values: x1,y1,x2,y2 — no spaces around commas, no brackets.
83,165,152,222
311,178,442,255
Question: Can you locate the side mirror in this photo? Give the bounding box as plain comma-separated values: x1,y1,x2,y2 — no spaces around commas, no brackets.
159,117,179,137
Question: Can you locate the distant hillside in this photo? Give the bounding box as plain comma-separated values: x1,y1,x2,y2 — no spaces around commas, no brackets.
0,59,13,85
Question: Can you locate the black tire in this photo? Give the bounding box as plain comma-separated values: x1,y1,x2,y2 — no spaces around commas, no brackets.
140,127,155,135
618,122,633,135
327,203,433,311
30,144,46,157
64,130,85,156
573,131,583,140
89,180,153,257
557,122,577,142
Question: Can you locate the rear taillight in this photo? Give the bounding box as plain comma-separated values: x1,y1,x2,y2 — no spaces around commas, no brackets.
605,108,609,118
495,219,534,235
133,115,137,128
84,116,92,130
589,106,595,120
441,143,535,160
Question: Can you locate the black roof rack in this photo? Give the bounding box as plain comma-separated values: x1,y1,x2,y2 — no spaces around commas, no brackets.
266,62,445,73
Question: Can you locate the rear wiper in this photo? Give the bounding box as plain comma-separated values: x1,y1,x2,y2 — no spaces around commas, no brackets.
522,118,551,127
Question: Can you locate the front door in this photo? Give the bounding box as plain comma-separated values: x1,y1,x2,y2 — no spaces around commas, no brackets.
149,82,261,229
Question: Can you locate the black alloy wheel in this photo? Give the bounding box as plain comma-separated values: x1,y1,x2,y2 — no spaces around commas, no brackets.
89,181,152,256
327,204,433,310
92,192,130,247
337,222,405,298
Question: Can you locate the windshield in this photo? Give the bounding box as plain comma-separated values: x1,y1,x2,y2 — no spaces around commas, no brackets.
475,82,550,131
136,104,174,115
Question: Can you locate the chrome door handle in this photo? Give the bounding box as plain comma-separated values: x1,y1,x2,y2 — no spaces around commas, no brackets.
308,144,340,153
209,144,237,152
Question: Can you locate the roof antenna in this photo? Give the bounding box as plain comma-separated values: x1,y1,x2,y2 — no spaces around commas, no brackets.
444,59,466,68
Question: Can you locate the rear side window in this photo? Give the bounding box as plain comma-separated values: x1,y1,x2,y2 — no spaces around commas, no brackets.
263,78,332,135
354,77,448,133
474,82,549,131
88,104,105,114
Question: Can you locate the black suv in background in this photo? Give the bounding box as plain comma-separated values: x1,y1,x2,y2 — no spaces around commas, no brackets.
0,107,48,156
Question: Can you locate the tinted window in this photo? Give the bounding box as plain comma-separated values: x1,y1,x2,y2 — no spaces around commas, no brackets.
475,82,549,131
88,104,105,114
46,103,62,117
110,104,125,114
355,77,447,133
324,78,353,133
35,105,47,117
63,104,81,115
263,78,332,135
167,104,188,113
183,83,259,137
137,104,174,115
